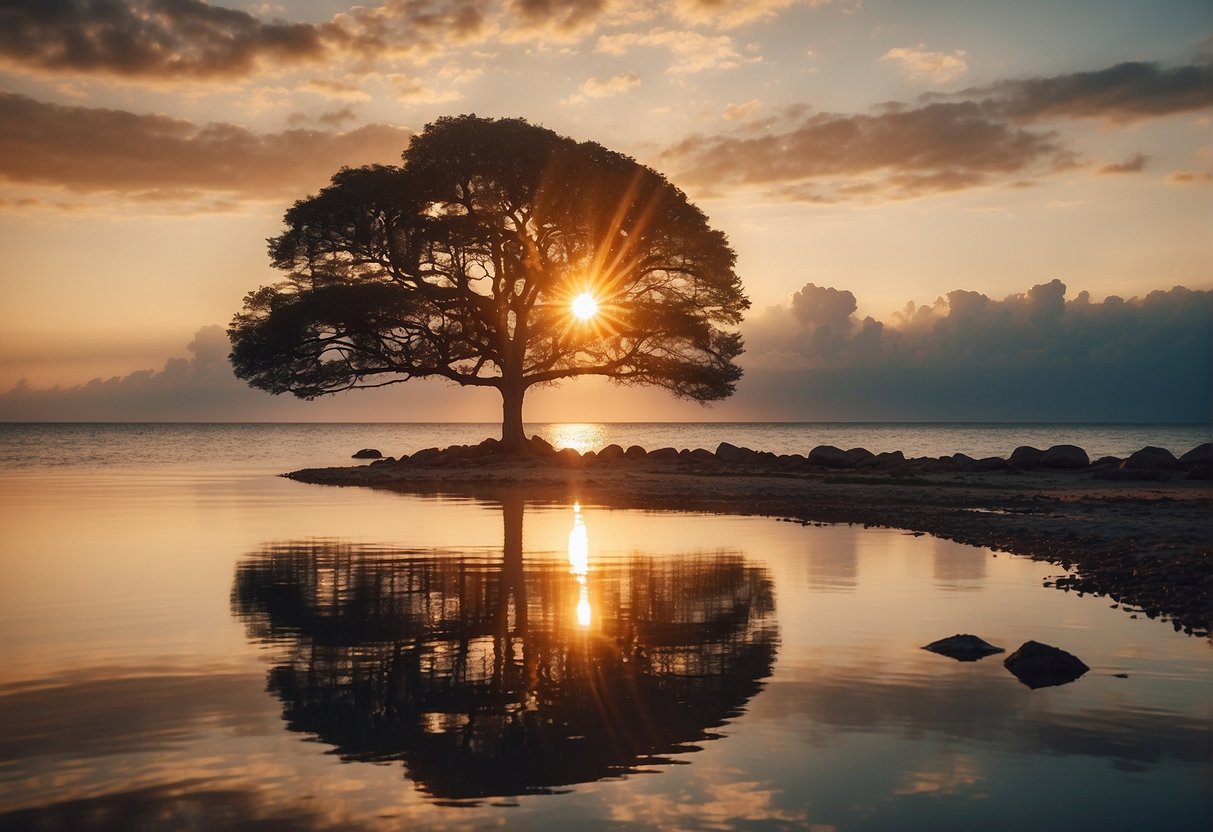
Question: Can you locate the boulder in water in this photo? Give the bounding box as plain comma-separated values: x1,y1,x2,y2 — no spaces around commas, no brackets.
1003,640,1089,689
352,448,383,459
922,634,1006,662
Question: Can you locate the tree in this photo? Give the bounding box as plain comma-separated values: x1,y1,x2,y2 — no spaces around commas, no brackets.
229,115,749,450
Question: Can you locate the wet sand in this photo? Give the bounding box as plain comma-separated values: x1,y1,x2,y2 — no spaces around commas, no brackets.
286,449,1212,636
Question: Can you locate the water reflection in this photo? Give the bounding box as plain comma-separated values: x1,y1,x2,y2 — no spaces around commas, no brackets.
231,498,778,800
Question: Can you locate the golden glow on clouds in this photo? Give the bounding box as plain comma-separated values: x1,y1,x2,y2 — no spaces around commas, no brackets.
0,0,1208,411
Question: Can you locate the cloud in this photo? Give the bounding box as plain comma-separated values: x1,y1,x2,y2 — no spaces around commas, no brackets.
506,0,610,37
738,281,1213,422
662,100,1075,202
671,0,830,30
661,61,1212,202
723,99,762,120
1166,169,1213,185
0,0,488,83
882,45,968,84
563,71,641,103
0,325,498,421
596,28,741,74
1098,152,1148,175
0,92,411,205
951,60,1213,124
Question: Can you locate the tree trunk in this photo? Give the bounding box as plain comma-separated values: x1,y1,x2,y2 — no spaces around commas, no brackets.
500,381,527,453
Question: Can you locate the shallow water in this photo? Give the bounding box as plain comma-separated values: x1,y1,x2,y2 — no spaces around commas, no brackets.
0,462,1209,831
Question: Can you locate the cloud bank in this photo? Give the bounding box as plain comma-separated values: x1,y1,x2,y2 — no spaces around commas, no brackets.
0,91,412,204
663,61,1213,202
739,281,1213,422
4,283,1208,423
0,326,491,421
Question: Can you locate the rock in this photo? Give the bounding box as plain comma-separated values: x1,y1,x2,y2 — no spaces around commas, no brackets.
1178,442,1212,468
1003,640,1089,689
1040,444,1089,469
1091,455,1121,468
952,452,976,470
409,447,442,466
1121,445,1179,470
922,634,1006,662
555,447,582,467
807,445,855,469
597,443,626,461
845,447,876,466
874,450,906,469
688,448,716,463
529,435,556,456
970,456,1009,472
715,442,757,464
624,445,648,460
1008,446,1043,469
1187,461,1211,480
647,447,679,461
352,448,383,459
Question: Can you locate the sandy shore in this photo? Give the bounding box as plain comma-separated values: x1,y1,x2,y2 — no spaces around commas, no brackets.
287,446,1212,636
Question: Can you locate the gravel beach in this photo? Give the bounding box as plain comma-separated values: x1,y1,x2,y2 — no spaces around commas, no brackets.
286,440,1212,636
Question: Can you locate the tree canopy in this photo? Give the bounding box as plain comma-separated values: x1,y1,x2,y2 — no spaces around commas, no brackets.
229,114,749,449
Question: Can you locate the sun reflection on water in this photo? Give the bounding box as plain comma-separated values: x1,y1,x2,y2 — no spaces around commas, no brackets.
568,502,591,628
545,424,607,454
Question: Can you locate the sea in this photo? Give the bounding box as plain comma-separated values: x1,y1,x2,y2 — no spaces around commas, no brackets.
0,421,1208,471
0,421,1209,831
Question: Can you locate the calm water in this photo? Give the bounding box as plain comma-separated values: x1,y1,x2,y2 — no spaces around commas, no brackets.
0,421,1208,472
0,426,1210,830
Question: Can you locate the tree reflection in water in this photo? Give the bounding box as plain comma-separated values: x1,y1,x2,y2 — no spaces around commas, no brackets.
231,496,778,800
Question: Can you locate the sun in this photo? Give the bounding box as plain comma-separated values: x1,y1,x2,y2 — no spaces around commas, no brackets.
571,292,599,321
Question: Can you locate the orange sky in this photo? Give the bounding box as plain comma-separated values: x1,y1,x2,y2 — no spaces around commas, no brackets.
0,0,1209,421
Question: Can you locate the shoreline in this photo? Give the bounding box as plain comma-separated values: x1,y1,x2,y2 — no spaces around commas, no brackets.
286,441,1212,636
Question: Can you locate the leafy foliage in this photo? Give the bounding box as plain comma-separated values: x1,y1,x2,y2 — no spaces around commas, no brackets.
229,115,749,442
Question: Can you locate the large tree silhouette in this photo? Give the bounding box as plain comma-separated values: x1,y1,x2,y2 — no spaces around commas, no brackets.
229,115,749,449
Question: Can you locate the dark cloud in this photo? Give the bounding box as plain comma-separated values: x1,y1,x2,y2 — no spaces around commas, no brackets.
0,0,327,79
739,281,1213,422
663,61,1212,202
0,91,411,202
955,61,1213,124
0,0,487,81
1099,152,1148,175
663,100,1076,201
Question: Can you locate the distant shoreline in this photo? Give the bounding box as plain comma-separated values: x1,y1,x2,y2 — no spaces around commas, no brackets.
286,439,1212,637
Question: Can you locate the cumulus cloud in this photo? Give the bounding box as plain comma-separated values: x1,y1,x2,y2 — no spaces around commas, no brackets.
882,45,968,83
0,92,412,206
0,0,488,83
723,99,762,120
596,28,741,74
671,0,829,30
739,280,1213,421
662,60,1212,202
563,71,641,103
507,0,609,37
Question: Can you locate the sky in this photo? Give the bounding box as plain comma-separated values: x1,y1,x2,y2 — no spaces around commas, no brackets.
0,0,1210,422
